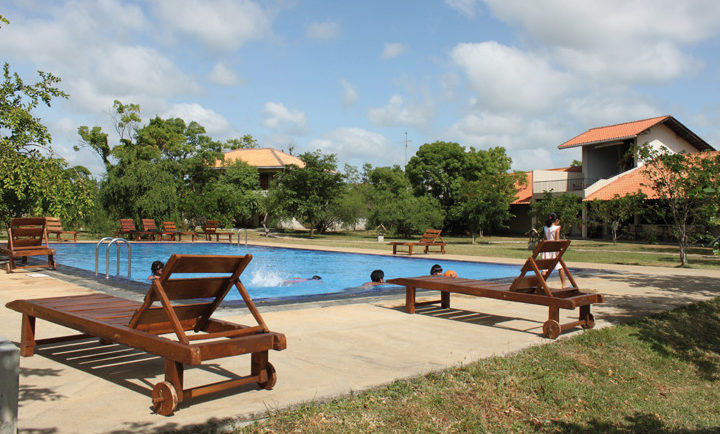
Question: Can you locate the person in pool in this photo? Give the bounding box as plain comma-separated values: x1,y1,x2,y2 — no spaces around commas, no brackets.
430,264,443,275
148,260,164,280
363,269,385,287
284,275,322,284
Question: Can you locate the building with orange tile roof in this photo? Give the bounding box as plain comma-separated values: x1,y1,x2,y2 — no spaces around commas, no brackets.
512,115,715,238
216,148,305,189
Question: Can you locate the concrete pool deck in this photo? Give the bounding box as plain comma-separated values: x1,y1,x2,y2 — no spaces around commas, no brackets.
1,245,720,433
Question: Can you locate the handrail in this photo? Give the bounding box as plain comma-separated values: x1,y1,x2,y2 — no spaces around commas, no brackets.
95,237,131,279
232,228,248,247
95,237,114,277
106,238,131,280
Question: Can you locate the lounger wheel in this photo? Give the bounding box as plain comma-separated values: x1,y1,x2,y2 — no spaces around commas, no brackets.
152,381,178,416
542,320,561,339
581,313,595,329
258,362,277,390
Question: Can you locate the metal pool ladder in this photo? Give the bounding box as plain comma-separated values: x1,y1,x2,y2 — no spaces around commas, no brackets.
95,237,132,280
232,228,248,247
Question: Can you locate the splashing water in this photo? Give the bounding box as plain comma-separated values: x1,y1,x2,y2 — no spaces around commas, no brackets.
249,265,287,287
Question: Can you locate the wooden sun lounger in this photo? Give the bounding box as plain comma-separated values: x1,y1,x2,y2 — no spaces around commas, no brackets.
387,240,603,339
0,217,56,272
142,218,175,241
6,254,286,415
45,217,77,242
162,221,196,242
389,229,446,255
198,220,232,242
115,218,155,241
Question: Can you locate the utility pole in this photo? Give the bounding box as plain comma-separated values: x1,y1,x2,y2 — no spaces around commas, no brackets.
404,131,410,165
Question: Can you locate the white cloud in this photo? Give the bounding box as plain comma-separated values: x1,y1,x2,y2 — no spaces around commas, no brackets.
340,79,358,106
382,42,408,59
309,128,398,166
153,0,271,51
306,20,340,40
483,0,720,83
451,41,571,112
368,95,434,128
445,0,480,18
564,87,662,127
262,102,308,134
207,62,241,86
162,103,231,137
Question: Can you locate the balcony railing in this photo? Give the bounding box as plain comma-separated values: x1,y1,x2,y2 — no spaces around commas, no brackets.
533,178,598,193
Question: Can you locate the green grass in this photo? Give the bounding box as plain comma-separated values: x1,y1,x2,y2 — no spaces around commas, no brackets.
238,297,720,433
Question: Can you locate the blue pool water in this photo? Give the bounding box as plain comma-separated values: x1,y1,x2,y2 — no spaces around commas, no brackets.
50,243,518,301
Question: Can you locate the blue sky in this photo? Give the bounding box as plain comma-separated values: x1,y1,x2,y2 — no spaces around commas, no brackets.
2,0,720,176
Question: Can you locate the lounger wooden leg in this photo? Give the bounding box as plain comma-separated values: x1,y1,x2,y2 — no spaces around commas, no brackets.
405,286,416,314
164,359,184,403
441,291,450,309
543,307,561,339
252,351,276,389
20,314,36,356
408,245,413,256
49,254,56,270
580,305,595,329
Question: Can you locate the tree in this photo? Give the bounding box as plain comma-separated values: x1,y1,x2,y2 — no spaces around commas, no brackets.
200,160,259,228
0,27,95,225
531,191,583,238
271,151,346,238
639,146,720,266
364,165,444,237
587,192,647,244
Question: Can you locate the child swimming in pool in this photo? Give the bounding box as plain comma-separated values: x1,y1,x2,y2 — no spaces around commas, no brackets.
148,260,164,280
363,269,385,287
284,275,322,285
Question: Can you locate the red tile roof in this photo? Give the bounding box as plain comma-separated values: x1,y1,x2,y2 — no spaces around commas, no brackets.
584,151,720,201
559,115,670,149
216,148,305,169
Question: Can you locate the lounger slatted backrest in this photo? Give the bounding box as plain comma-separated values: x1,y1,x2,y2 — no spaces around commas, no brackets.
509,239,574,296
120,219,137,232
419,229,443,244
142,218,158,231
203,220,219,234
127,254,265,344
7,218,49,249
163,221,178,231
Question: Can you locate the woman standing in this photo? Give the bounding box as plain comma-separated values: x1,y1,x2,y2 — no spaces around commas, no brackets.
543,213,567,288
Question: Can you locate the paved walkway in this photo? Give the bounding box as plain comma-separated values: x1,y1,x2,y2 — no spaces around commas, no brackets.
1,245,719,433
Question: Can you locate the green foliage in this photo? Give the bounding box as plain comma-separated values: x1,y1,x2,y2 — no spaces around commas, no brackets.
587,192,647,244
0,57,94,225
639,146,720,266
271,151,347,237
197,160,260,228
364,165,444,237
530,191,583,237
405,142,515,232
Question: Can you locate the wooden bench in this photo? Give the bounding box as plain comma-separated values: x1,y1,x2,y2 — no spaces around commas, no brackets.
6,254,286,415
162,221,196,242
389,229,446,255
387,240,603,339
198,220,232,242
0,217,56,272
45,217,77,242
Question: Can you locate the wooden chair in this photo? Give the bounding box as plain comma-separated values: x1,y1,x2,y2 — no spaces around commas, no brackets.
198,220,232,242
44,217,77,242
387,240,603,339
6,254,286,416
0,217,56,272
389,229,446,255
141,218,174,241
162,221,196,242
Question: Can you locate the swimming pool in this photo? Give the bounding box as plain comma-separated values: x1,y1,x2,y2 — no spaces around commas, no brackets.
50,243,518,302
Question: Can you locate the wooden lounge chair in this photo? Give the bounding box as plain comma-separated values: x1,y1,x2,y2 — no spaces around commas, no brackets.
6,254,286,416
0,217,56,273
142,218,174,241
389,229,446,255
44,217,77,242
198,220,232,242
115,219,154,241
387,240,603,339
162,221,196,242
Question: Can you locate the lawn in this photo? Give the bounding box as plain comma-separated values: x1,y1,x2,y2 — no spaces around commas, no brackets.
239,297,720,433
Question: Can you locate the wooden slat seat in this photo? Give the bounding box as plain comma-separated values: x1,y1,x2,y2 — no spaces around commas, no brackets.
388,229,446,255
0,217,56,272
387,240,603,339
162,221,196,242
6,254,286,416
45,217,77,242
197,220,232,242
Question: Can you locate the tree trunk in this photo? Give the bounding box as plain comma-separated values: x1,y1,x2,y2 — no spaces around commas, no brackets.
471,232,476,244
309,227,315,239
